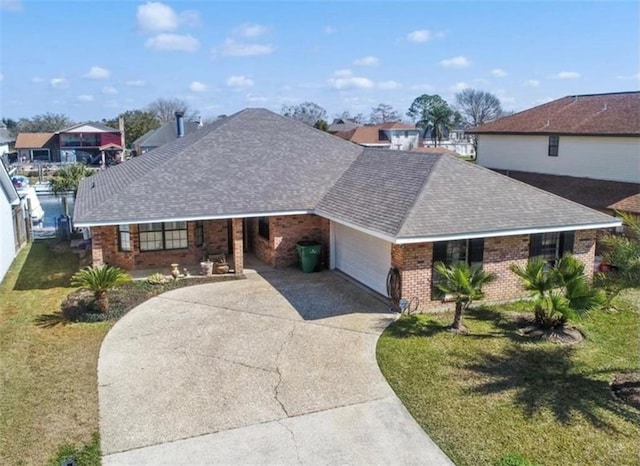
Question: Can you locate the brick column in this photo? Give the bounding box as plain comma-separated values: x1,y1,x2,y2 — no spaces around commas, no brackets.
91,227,104,266
232,218,243,274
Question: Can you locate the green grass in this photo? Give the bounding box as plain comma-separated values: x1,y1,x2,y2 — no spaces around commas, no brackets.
377,294,640,466
0,241,111,465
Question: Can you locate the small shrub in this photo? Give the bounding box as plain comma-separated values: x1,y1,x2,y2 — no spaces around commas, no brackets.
146,272,168,285
494,454,539,466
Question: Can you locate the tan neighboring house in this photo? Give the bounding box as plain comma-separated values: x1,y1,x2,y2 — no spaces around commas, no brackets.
14,132,56,162
469,91,640,217
73,109,620,310
335,122,421,150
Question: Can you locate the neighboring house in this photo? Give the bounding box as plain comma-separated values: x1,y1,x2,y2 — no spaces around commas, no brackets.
73,108,619,310
335,122,421,150
15,132,56,162
469,91,640,216
15,122,123,164
327,118,362,134
0,124,15,158
0,162,28,283
422,127,476,157
133,116,201,155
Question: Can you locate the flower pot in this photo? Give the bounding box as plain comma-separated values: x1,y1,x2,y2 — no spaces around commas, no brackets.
201,261,213,276
214,263,229,274
171,263,180,279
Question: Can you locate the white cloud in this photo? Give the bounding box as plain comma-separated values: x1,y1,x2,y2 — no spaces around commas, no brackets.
137,1,178,32
328,70,375,90
450,81,468,92
354,55,379,67
523,79,540,87
145,33,199,52
218,39,273,57
323,25,336,35
407,29,433,43
439,56,470,68
246,93,268,103
0,0,22,12
491,68,508,78
189,81,208,92
378,80,401,90
234,23,268,38
84,66,110,79
77,94,94,102
551,71,581,79
124,79,146,87
226,75,254,88
50,77,68,88
31,77,44,83
333,69,353,78
102,85,118,95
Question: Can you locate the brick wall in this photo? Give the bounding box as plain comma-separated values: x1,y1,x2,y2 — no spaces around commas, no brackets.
248,214,329,268
92,219,229,270
391,229,599,312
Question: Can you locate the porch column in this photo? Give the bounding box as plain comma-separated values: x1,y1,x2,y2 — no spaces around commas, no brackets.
232,218,243,274
91,227,104,266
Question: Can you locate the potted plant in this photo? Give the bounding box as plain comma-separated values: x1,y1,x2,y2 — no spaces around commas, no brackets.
200,259,213,276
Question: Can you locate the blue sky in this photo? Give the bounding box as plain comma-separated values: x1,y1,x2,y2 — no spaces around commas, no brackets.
0,0,638,122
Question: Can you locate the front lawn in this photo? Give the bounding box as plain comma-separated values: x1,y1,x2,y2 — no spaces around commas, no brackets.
377,296,640,466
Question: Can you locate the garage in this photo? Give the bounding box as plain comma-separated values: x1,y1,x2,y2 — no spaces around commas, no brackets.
331,221,391,296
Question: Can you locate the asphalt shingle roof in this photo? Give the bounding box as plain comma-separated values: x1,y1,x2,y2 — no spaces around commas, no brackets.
133,120,201,149
469,91,640,136
74,108,618,239
14,133,53,149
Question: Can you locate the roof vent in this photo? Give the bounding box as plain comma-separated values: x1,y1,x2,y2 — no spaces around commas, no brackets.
602,103,608,111
544,119,550,127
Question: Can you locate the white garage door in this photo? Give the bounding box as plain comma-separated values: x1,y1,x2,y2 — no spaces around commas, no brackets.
332,222,391,296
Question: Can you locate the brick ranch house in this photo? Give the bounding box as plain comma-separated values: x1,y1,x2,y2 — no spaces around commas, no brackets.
73,109,620,310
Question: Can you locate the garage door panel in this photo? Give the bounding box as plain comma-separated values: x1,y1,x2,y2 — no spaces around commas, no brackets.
333,222,391,296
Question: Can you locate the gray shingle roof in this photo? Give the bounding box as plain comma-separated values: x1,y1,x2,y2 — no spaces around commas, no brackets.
74,109,362,224
133,120,201,149
0,163,19,206
74,108,619,239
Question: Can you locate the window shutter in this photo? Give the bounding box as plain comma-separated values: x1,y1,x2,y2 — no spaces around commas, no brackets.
560,231,575,255
432,241,447,264
469,238,485,264
529,234,542,258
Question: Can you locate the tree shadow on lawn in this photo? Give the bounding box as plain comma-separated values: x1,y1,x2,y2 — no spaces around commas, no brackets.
465,345,640,430
13,240,79,291
385,314,448,338
464,306,531,343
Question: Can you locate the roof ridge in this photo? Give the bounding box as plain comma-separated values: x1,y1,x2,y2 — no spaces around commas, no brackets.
394,153,442,236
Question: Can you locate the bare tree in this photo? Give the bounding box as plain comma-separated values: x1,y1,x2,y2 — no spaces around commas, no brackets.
17,113,73,132
369,103,401,124
334,110,365,124
281,102,327,126
454,89,503,128
148,98,197,123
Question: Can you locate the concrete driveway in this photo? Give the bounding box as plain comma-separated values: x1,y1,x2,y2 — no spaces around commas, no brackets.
99,268,453,465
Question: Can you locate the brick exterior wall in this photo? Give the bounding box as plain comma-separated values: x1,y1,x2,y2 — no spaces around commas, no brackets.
391,229,598,311
248,214,329,268
92,220,230,270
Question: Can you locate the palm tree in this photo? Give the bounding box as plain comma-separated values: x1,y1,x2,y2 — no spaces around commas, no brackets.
71,265,131,313
49,163,91,215
428,104,456,146
433,262,497,333
510,255,605,328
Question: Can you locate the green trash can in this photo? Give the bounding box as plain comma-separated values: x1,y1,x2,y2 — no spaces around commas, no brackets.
296,241,321,273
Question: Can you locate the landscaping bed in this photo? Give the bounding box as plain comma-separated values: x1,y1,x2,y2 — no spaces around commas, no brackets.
377,295,640,466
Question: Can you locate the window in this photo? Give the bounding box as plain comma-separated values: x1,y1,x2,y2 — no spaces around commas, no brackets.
432,238,485,299
548,135,559,157
258,217,270,239
139,222,188,251
529,231,574,263
118,225,131,252
194,221,204,247
31,149,50,161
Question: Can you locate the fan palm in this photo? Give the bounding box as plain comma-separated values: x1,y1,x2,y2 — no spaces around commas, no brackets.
510,254,605,328
71,265,131,313
434,261,496,332
49,163,91,215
